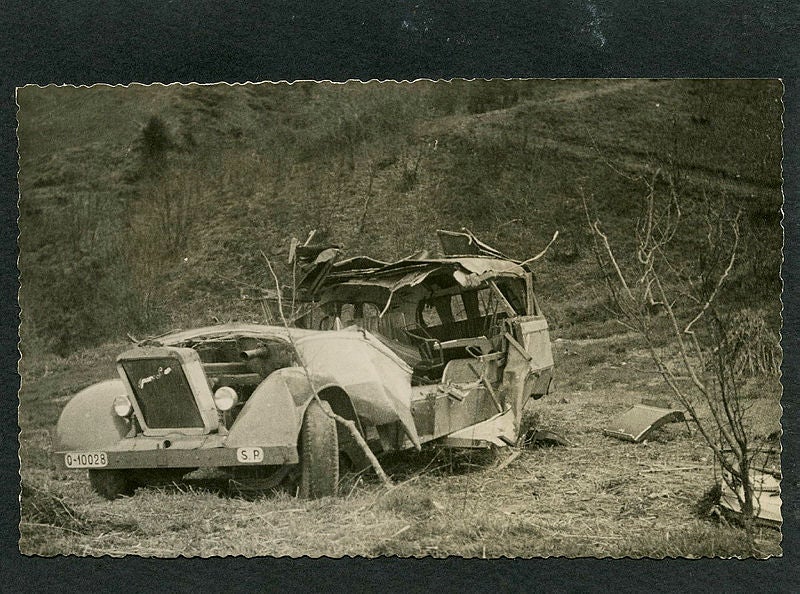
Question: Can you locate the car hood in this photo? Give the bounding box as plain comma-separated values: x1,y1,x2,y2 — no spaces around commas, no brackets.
159,323,319,346
158,323,420,448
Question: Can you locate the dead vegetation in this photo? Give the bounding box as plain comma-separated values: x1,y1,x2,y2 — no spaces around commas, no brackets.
584,167,781,531
17,80,783,356
18,335,782,558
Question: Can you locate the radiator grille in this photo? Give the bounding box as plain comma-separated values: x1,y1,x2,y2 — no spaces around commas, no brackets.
121,357,204,429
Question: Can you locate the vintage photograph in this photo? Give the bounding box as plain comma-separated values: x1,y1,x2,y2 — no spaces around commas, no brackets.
17,79,783,557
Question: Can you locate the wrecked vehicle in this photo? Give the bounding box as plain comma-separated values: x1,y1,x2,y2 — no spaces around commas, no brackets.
54,230,554,499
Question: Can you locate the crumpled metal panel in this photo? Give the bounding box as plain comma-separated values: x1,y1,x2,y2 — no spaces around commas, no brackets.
454,257,526,277
517,316,554,370
440,408,516,447
295,229,534,298
329,255,389,273
604,404,685,442
332,268,437,292
328,258,526,283
295,329,421,449
720,469,782,527
324,257,529,317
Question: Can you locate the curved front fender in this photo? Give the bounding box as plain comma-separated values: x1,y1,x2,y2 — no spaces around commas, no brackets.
225,367,313,449
295,330,421,448
54,379,131,451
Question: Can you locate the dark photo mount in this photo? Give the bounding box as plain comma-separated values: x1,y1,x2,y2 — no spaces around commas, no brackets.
3,1,798,592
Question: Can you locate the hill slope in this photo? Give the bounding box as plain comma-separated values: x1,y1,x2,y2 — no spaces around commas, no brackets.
17,79,783,355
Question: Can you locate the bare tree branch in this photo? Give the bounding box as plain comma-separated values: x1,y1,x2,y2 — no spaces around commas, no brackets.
519,230,559,266
261,250,392,487
584,176,764,524
683,212,740,335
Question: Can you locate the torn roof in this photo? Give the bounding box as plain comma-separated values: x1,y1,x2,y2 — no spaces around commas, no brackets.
326,255,526,282
298,230,531,301
310,257,529,316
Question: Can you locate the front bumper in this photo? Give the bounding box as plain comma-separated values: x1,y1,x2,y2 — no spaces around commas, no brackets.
55,435,298,470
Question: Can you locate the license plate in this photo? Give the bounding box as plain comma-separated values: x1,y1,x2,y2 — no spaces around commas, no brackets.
236,447,264,463
64,452,108,468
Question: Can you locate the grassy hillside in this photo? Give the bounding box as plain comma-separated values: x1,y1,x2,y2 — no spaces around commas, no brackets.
17,79,783,356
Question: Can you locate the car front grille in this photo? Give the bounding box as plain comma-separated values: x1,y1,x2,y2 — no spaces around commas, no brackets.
120,357,205,429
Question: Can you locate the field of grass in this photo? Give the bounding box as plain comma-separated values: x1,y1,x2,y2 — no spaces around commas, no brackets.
18,333,782,558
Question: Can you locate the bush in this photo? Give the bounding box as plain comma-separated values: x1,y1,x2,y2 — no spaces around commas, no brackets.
714,309,781,378
139,115,174,178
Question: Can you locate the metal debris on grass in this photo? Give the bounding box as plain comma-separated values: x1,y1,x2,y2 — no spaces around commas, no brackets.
717,448,782,529
603,404,686,443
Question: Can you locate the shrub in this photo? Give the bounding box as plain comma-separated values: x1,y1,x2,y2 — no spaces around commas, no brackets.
138,114,174,179
713,308,781,378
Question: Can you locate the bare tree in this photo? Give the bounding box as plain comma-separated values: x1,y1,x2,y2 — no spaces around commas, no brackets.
583,168,777,529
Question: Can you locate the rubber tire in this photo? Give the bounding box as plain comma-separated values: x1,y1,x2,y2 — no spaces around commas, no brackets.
89,469,137,500
299,400,339,499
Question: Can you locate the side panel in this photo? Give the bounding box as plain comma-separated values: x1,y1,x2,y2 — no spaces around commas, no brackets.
54,379,131,451
501,315,554,437
515,316,554,372
517,316,554,399
432,386,498,439
440,408,516,448
225,368,309,449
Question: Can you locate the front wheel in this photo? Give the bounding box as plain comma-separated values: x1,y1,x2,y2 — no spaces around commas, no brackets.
299,399,339,498
89,469,137,500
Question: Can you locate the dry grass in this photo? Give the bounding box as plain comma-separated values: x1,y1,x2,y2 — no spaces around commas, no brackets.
18,333,782,558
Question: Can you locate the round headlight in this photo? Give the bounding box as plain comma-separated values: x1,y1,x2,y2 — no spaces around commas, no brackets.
213,386,238,411
113,394,133,417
